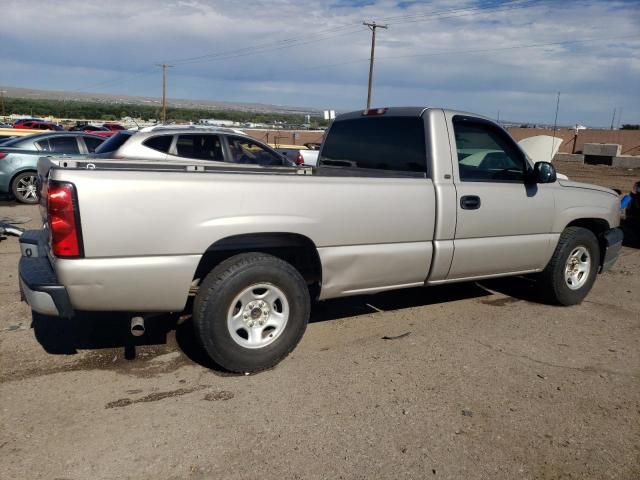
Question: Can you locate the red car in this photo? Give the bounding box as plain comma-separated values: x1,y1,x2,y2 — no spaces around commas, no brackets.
14,121,63,131
103,123,125,131
68,124,117,137
89,130,118,138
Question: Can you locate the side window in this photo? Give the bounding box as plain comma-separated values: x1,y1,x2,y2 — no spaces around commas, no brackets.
175,134,224,161
227,137,284,166
47,136,80,154
83,136,104,153
318,117,427,173
453,117,525,182
36,139,51,151
144,135,173,153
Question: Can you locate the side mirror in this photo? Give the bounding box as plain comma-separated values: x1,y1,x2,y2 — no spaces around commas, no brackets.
531,161,557,184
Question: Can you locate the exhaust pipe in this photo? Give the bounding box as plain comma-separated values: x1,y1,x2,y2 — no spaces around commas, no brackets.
130,316,145,337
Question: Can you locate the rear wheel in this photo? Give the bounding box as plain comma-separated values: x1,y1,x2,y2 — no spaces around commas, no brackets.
11,171,39,204
538,227,600,305
193,253,310,373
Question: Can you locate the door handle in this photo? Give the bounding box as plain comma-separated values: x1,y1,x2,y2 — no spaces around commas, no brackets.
460,195,481,210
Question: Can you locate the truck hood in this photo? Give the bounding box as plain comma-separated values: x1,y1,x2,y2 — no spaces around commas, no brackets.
558,179,618,197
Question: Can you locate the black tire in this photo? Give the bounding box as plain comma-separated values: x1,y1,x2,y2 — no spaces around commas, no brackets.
11,171,39,204
538,227,600,306
193,252,310,373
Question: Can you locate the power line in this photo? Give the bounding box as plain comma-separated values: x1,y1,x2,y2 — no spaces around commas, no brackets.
65,0,548,94
69,68,157,94
160,0,544,67
171,29,363,67
276,34,640,76
377,34,640,62
64,0,597,94
379,0,538,24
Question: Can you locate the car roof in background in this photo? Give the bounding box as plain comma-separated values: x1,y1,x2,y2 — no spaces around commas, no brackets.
136,125,246,135
1,131,106,146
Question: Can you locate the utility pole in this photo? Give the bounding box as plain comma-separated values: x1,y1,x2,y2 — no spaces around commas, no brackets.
156,63,174,123
497,110,500,124
0,90,6,118
363,21,387,110
617,107,623,129
550,91,560,162
610,107,616,130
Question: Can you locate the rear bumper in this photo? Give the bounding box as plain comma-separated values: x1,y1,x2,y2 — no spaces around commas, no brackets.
18,230,74,318
601,227,624,272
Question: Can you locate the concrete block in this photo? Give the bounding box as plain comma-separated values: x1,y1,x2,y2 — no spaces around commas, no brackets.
582,143,621,156
554,153,584,163
611,155,640,168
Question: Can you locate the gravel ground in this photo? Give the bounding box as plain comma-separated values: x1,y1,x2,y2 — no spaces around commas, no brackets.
0,166,639,480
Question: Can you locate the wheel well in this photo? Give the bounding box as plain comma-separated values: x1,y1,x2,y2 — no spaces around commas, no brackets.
193,233,322,294
566,218,610,264
10,169,37,187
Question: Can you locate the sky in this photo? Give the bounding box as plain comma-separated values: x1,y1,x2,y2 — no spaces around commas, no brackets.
1,0,639,126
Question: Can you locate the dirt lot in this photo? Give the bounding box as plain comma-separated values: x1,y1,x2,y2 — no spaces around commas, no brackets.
0,164,638,480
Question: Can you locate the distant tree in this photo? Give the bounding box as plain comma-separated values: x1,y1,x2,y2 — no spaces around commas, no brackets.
3,96,313,126
621,124,640,130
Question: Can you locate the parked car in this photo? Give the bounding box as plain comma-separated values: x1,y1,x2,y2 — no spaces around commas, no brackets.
19,107,622,374
68,124,108,132
0,132,105,203
103,123,125,131
13,118,45,126
14,121,63,131
92,125,293,166
67,124,118,138
272,144,319,166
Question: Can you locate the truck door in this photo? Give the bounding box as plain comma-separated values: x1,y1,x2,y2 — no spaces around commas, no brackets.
446,114,555,280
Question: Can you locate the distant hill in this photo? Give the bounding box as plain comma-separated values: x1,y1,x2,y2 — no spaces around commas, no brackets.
0,85,323,117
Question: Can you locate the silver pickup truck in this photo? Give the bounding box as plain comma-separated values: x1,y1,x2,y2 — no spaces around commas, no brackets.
18,107,623,373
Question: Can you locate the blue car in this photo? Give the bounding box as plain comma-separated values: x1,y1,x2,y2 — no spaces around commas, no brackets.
0,132,105,203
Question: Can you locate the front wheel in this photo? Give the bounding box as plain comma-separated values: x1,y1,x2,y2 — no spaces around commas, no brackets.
193,253,310,373
538,226,600,305
11,171,39,204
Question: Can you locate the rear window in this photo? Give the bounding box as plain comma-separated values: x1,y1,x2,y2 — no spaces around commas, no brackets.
319,117,427,173
94,131,133,154
83,136,104,153
143,135,173,153
41,136,80,154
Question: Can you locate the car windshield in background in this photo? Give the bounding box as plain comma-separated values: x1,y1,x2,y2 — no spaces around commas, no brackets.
319,117,427,173
175,134,224,161
94,131,134,154
227,136,287,166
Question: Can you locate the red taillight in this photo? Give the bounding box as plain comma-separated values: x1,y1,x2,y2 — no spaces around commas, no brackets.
0,152,7,160
295,152,304,165
48,182,82,258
